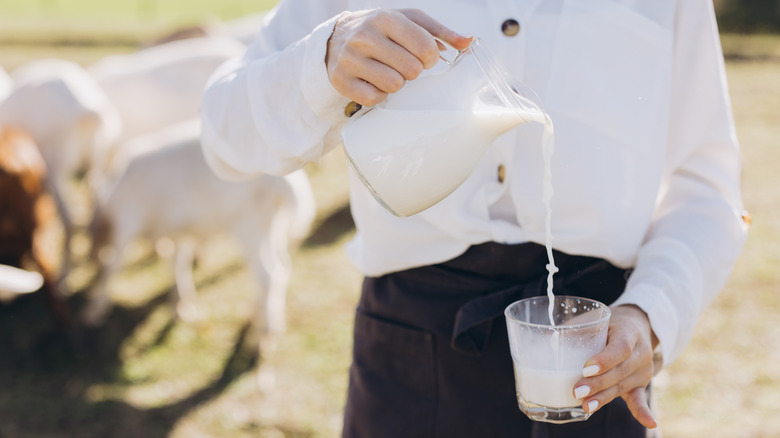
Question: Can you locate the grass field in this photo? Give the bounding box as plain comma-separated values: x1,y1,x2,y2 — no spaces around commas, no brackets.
0,0,276,41
0,5,778,437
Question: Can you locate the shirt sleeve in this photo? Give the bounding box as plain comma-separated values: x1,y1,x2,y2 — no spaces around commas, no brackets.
200,0,353,180
611,0,748,367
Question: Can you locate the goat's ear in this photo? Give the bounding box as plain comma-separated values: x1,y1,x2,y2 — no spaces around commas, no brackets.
81,109,121,183
78,104,122,145
78,112,106,187
0,264,43,303
77,112,102,141
78,110,121,147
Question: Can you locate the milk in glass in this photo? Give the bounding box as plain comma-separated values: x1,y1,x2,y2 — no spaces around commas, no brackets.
517,367,582,408
506,296,611,422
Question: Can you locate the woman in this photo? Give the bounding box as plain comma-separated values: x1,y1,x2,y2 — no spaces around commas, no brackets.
200,1,748,436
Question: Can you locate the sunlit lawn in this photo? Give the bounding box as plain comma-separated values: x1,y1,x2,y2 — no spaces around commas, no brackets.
653,57,780,438
0,12,777,436
0,0,277,42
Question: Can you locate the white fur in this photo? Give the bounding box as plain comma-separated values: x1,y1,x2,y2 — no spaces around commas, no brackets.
0,265,43,303
89,36,246,147
0,59,122,282
83,122,316,358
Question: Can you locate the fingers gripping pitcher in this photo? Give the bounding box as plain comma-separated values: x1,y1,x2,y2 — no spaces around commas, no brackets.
341,38,552,217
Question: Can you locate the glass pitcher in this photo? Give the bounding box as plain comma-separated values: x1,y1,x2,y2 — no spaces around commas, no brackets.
341,38,550,217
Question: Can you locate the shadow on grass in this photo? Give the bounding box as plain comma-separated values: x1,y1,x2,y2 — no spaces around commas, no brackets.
0,268,311,438
724,52,780,62
303,203,354,249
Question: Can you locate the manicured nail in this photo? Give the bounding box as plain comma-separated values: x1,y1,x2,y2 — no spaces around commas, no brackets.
587,400,599,413
456,32,473,39
574,385,590,399
648,410,658,426
583,364,600,377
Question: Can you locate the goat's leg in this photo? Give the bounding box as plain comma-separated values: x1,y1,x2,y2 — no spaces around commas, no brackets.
267,215,293,336
81,244,123,327
46,177,75,292
233,217,291,356
236,234,272,351
171,237,200,322
234,221,288,392
32,193,70,326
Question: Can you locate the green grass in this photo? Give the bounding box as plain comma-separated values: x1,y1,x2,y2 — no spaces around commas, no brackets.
0,22,778,438
0,0,275,18
0,0,278,48
0,0,278,69
0,0,278,24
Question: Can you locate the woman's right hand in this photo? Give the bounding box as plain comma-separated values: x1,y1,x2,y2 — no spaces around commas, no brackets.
326,9,472,106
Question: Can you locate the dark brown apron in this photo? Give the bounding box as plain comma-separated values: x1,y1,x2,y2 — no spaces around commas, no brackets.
342,242,658,438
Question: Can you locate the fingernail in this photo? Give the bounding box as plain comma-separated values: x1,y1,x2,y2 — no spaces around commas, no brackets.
583,364,600,377
456,32,474,40
587,400,599,413
574,385,590,399
649,410,659,426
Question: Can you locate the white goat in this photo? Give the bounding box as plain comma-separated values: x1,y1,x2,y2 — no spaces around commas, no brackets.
88,36,246,149
84,122,315,358
0,59,122,283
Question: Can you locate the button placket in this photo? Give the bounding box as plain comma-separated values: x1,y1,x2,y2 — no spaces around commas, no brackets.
491,131,519,192
484,0,541,84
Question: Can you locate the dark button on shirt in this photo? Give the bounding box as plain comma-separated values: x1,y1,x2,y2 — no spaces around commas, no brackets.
501,19,520,37
345,101,362,117
497,164,506,183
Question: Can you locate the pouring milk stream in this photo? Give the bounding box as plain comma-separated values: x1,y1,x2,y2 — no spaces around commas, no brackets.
342,38,583,414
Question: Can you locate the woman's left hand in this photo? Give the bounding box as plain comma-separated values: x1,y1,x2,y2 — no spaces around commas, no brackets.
572,304,660,429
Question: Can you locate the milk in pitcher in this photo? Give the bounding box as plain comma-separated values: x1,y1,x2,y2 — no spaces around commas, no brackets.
343,103,546,217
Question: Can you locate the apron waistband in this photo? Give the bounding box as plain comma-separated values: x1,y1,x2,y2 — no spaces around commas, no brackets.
362,242,631,355
451,255,627,354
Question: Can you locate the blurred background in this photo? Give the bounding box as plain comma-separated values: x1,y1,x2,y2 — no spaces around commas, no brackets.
0,1,778,437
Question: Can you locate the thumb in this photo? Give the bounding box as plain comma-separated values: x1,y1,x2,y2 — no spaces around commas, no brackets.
399,8,473,51
622,386,658,429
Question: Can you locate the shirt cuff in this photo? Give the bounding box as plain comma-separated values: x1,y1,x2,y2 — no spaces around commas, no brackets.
300,12,353,122
610,237,704,372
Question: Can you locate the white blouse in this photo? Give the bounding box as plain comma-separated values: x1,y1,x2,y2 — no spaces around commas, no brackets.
200,0,748,366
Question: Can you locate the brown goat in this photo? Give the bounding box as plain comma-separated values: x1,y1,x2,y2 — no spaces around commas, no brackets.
0,127,69,324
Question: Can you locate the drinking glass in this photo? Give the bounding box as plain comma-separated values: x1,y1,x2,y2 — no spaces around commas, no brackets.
504,296,611,424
